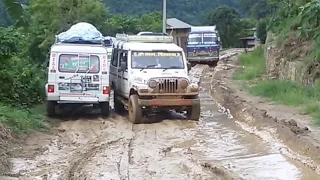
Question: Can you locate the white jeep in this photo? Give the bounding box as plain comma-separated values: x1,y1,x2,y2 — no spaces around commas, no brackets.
109,33,200,123
45,36,110,117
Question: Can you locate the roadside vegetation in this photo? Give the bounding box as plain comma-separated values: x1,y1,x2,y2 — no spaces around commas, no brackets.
0,0,164,133
235,48,320,124
232,0,320,124
0,0,260,134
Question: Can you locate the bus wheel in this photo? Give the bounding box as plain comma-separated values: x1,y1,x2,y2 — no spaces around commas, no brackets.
46,101,56,117
100,102,110,117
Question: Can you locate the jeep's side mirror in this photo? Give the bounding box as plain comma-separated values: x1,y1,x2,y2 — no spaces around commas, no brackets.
187,62,191,71
120,61,126,71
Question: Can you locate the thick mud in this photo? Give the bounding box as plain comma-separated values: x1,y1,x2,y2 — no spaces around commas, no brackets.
1,49,319,180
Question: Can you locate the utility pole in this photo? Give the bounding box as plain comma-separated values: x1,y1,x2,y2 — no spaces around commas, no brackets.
162,0,166,33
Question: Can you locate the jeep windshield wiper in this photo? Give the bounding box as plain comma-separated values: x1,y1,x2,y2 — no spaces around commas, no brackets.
163,66,182,72
140,64,157,71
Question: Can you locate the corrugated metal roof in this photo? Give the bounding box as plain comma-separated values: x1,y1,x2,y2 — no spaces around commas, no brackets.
166,18,192,29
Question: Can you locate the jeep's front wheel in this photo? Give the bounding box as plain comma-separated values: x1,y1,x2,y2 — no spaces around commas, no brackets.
100,102,110,117
187,98,201,121
46,101,56,117
128,94,142,124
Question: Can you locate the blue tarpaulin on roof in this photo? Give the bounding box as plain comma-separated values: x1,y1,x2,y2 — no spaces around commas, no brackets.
57,22,103,44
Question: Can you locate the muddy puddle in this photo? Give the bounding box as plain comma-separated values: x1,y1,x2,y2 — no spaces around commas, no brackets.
195,70,319,180
1,62,319,180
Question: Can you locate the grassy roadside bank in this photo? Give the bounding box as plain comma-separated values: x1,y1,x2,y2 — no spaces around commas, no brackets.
0,104,47,134
0,103,46,173
233,47,320,124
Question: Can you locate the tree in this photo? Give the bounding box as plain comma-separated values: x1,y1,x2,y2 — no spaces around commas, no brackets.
26,0,108,63
205,5,244,47
239,0,276,19
139,12,162,32
106,14,140,35
2,0,29,27
256,20,267,44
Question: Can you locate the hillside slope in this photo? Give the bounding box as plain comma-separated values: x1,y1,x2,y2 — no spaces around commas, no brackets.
0,0,240,26
103,0,240,25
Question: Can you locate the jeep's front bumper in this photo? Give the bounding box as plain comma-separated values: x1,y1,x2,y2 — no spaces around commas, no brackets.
138,98,199,106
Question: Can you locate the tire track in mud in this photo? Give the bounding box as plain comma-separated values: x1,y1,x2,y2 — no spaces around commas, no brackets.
1,52,242,180
4,49,302,180
68,137,124,180
64,114,135,180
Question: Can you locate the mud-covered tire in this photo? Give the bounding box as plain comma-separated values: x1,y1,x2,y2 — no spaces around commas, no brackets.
100,102,110,117
187,97,201,121
114,92,125,113
128,94,143,124
46,101,56,117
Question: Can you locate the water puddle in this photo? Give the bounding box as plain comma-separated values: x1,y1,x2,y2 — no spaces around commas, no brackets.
190,72,320,180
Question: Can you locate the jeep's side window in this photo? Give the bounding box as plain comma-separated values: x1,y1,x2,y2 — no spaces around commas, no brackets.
120,51,128,69
111,48,118,67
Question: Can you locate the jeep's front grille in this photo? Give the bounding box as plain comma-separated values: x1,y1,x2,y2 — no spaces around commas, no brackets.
158,78,178,93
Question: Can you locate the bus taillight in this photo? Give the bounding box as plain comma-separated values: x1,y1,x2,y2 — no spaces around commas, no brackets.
102,86,110,94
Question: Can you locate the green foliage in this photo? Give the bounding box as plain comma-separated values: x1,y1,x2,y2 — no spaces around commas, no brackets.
0,27,45,107
3,0,29,27
256,20,267,44
205,5,245,47
105,12,161,35
239,0,276,19
249,80,320,124
0,0,165,133
0,103,46,133
267,0,320,63
0,26,46,132
234,46,320,124
26,0,109,62
233,47,265,80
1,0,242,27
139,12,162,32
103,0,240,25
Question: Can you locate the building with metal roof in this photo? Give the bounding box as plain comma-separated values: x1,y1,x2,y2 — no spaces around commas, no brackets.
166,18,192,54
166,18,192,30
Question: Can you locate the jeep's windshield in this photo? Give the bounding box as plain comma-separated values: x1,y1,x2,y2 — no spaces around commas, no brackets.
59,54,100,73
131,51,184,69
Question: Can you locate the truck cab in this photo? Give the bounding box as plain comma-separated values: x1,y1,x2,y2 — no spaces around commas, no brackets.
45,37,110,117
186,26,221,65
109,34,200,124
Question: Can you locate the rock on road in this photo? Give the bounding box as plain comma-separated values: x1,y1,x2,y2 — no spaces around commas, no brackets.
1,49,319,180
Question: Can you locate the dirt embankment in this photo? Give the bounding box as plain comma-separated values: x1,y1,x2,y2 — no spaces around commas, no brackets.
211,54,320,174
0,123,20,174
265,32,316,85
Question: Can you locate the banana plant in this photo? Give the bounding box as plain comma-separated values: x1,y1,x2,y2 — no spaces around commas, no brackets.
3,0,29,27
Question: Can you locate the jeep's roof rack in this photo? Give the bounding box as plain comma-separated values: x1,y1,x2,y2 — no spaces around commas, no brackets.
54,35,105,45
115,33,173,43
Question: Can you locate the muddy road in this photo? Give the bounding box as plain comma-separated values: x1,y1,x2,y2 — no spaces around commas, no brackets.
1,52,320,180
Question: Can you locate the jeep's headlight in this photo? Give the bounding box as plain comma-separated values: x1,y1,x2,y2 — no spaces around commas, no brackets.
179,79,189,89
148,80,157,88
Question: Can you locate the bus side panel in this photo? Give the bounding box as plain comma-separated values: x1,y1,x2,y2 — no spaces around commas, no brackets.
46,51,59,99
101,54,109,87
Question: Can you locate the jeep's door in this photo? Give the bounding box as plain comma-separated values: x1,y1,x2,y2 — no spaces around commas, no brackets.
110,48,119,89
119,51,129,97
116,50,122,92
